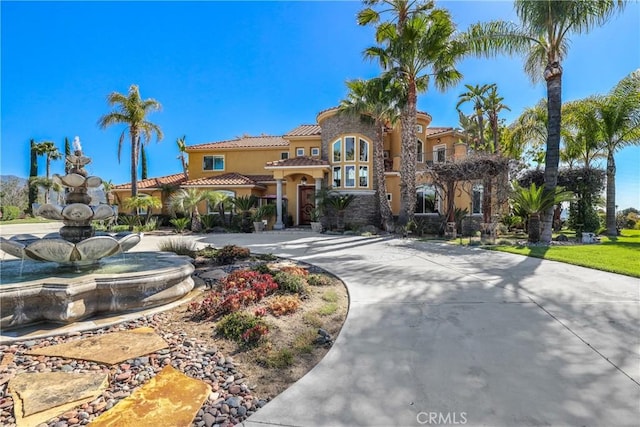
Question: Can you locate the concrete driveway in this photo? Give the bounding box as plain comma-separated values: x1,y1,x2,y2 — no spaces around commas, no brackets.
189,232,639,427
2,226,639,426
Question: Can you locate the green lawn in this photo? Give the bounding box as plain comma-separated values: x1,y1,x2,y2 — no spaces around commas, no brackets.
0,217,59,225
487,229,640,278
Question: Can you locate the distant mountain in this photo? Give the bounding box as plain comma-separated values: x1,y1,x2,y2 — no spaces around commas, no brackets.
0,175,28,186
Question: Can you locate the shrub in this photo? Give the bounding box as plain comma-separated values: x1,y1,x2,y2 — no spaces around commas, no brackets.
252,263,274,275
137,217,158,232
261,348,294,368
292,329,317,354
267,295,301,317
1,205,21,221
196,245,218,259
217,311,269,344
307,274,333,287
170,217,190,233
273,271,308,295
158,238,197,258
188,293,222,320
201,214,221,231
119,214,141,228
318,302,338,316
321,290,338,303
302,312,323,328
216,245,250,264
278,266,308,277
220,270,278,313
255,253,277,261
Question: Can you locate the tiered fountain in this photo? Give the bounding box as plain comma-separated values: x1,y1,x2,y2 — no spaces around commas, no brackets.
0,138,195,335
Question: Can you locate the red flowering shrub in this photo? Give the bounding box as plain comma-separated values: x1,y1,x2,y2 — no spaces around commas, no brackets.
190,270,279,319
279,266,309,277
241,324,269,344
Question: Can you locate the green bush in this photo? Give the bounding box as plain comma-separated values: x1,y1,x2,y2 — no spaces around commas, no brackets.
216,244,250,264
170,217,190,233
307,274,333,287
1,205,21,221
273,271,308,295
201,214,221,231
261,348,294,369
252,263,274,275
318,302,338,316
217,312,269,344
196,245,218,259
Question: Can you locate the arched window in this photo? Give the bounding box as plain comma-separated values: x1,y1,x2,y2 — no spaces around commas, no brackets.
332,140,341,162
416,139,424,163
207,190,235,214
359,138,369,162
330,136,371,189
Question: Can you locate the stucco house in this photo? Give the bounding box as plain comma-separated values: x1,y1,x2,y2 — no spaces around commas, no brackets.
112,106,481,230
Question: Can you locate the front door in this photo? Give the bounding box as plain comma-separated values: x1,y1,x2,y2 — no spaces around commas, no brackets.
299,186,315,225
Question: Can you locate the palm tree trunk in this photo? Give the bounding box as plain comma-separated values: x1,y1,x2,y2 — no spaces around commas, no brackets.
375,123,393,231
398,83,418,226
529,212,541,243
181,155,189,180
606,150,617,236
44,155,51,204
477,109,485,150
191,207,202,232
541,62,563,244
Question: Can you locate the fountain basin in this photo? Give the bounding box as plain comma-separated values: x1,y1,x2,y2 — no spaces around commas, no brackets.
0,252,195,331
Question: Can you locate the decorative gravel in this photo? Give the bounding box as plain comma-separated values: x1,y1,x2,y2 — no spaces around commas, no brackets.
0,314,268,427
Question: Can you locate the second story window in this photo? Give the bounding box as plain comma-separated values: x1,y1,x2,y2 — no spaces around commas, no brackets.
311,147,320,157
433,145,446,163
281,152,289,160
296,147,305,157
345,137,355,161
332,139,341,162
203,155,224,171
417,139,424,163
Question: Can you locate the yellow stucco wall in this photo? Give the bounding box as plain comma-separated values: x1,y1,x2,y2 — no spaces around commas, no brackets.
187,148,286,179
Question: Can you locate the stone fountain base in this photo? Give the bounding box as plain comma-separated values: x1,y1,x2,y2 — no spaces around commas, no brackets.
0,252,195,331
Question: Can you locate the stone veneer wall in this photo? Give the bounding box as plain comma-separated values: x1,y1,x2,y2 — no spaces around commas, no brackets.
320,112,381,228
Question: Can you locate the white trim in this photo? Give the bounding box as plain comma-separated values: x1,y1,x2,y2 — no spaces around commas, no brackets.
203,155,225,171
344,165,356,188
416,124,423,134
433,144,446,164
281,151,289,160
417,139,424,163
344,136,356,162
358,165,369,188
332,139,341,162
296,147,305,157
386,193,392,201
358,138,369,162
311,147,320,157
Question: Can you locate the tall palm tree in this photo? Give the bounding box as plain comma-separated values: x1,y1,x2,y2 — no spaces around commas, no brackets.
34,141,62,204
170,188,225,232
28,139,38,214
339,76,402,231
594,69,640,236
363,9,464,225
456,83,493,151
463,0,626,243
484,85,510,154
176,135,189,179
97,84,163,206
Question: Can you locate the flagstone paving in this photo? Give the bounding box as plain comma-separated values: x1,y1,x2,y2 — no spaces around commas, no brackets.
26,328,168,365
9,372,107,427
90,365,210,427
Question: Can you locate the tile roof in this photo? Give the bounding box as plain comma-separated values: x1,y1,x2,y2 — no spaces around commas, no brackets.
113,173,187,190
188,136,289,150
183,173,269,187
426,127,456,136
285,124,322,137
265,157,329,167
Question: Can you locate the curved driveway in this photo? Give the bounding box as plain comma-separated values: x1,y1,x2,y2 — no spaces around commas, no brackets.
2,225,638,426
192,232,639,427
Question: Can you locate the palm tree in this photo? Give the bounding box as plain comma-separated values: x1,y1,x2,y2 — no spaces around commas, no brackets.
170,188,225,232
123,195,161,226
463,0,626,243
456,83,493,151
561,98,603,169
594,70,640,236
176,135,189,179
97,84,163,207
28,139,38,214
363,8,464,225
339,75,402,231
484,85,510,155
325,193,356,232
506,99,548,165
231,195,258,233
34,141,62,204
511,182,573,243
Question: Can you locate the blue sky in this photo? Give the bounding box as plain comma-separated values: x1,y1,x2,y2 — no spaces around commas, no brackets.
2,1,639,209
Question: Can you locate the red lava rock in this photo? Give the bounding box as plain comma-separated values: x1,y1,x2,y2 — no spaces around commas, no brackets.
68,417,80,424
120,364,130,370
228,385,241,394
62,410,77,419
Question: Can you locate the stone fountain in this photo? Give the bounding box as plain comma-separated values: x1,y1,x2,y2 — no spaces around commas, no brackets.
0,138,195,335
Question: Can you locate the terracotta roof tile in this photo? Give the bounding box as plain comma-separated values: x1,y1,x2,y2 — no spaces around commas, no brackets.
189,136,289,150
266,157,329,167
113,173,186,190
285,124,322,137
183,173,267,187
426,127,455,136
245,174,276,182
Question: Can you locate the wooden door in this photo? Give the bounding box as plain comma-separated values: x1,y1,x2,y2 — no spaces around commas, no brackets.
299,186,315,225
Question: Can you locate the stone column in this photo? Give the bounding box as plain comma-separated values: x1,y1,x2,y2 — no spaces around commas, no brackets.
274,179,284,230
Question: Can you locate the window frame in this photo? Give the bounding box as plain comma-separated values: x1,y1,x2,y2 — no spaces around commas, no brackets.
344,136,356,162
332,140,342,162
358,165,369,188
415,184,440,214
207,190,235,214
281,152,289,160
472,184,483,215
296,147,305,157
311,147,320,157
344,165,356,188
359,138,369,162
433,144,446,164
203,155,225,171
332,166,342,188
416,139,424,163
